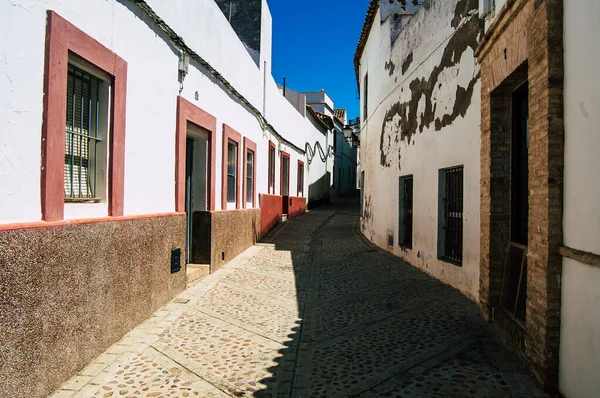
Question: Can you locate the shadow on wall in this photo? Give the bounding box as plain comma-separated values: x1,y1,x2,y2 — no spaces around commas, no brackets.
260,194,283,237
191,209,261,273
307,172,331,210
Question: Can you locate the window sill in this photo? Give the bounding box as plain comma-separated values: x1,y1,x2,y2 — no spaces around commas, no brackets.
64,199,102,204
438,256,463,267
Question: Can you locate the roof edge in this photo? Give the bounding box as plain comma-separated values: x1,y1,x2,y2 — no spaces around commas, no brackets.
354,0,379,88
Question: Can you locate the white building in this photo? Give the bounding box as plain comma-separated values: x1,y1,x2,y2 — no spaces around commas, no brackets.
355,0,482,299
0,0,331,396
559,2,600,397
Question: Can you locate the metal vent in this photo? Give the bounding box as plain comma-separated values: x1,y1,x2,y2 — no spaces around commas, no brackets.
171,248,181,274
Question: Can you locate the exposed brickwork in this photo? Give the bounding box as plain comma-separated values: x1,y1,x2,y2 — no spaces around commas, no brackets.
476,0,564,390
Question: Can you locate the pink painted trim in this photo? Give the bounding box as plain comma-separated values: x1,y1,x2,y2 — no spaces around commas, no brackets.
42,11,127,221
0,212,185,232
210,208,260,214
243,137,257,209
175,96,217,212
222,124,242,210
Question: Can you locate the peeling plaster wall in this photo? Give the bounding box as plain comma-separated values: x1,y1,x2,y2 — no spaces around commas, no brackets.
359,0,482,300
559,1,600,396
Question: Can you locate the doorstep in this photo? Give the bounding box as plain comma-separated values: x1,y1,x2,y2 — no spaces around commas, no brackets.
186,263,210,286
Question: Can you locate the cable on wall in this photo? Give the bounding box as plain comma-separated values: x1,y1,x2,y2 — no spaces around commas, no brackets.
130,0,306,155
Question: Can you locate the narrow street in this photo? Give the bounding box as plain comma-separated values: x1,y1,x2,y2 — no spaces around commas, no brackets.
51,200,548,398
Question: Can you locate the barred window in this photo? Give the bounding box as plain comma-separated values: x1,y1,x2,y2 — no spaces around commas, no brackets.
65,64,103,201
227,141,238,203
438,166,464,265
398,175,413,248
363,73,368,124
246,149,254,203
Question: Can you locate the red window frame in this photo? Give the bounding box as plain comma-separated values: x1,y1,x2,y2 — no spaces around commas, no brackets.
175,96,217,212
222,124,242,210
243,137,257,208
41,11,127,221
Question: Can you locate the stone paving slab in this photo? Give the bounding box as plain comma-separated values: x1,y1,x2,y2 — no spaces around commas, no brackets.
50,201,552,398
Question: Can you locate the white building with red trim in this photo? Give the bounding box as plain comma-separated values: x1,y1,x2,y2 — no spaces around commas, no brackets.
0,1,332,396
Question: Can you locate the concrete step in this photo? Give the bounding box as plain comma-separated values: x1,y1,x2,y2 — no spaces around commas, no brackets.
282,214,288,222
186,263,210,286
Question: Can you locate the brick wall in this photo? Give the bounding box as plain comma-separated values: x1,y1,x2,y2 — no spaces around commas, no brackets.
476,0,564,390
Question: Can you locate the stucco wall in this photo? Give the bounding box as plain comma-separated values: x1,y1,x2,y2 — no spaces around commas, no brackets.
0,214,186,398
358,0,482,299
559,2,600,396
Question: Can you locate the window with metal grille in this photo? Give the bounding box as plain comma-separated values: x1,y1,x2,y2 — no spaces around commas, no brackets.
281,154,290,196
65,64,103,201
268,143,275,193
246,149,254,203
227,140,237,203
438,166,463,265
297,162,304,196
363,73,368,123
360,170,365,216
398,175,413,248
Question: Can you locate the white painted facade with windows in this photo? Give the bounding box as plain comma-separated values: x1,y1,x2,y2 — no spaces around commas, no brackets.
357,0,482,299
0,0,328,224
0,2,332,396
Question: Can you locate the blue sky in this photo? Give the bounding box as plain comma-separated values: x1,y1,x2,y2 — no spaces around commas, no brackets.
268,0,370,120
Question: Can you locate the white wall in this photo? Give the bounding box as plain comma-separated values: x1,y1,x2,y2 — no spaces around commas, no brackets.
559,2,600,396
0,0,325,224
358,0,481,299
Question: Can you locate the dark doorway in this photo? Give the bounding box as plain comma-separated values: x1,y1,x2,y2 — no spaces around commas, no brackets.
185,136,194,263
502,82,529,325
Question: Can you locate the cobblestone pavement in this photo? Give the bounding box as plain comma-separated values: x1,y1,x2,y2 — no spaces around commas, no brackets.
51,200,550,398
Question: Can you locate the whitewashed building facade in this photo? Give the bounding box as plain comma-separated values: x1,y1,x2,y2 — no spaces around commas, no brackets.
0,0,330,396
356,0,482,299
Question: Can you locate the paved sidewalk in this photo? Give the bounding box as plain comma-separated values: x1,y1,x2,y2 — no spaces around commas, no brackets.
50,200,549,397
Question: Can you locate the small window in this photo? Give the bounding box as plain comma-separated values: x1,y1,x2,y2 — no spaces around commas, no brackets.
438,166,464,265
360,170,365,216
281,154,290,196
268,143,276,194
398,175,413,248
297,161,304,197
363,73,368,124
246,149,254,203
64,64,105,201
227,140,238,203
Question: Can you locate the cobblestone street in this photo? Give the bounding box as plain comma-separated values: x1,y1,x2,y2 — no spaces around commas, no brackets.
51,200,549,398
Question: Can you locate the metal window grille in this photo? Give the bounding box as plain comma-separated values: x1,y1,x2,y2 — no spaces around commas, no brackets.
227,141,237,203
246,150,254,203
268,145,275,192
65,64,102,201
363,74,368,122
440,166,463,265
298,164,304,196
398,175,413,248
281,155,289,196
360,171,365,216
